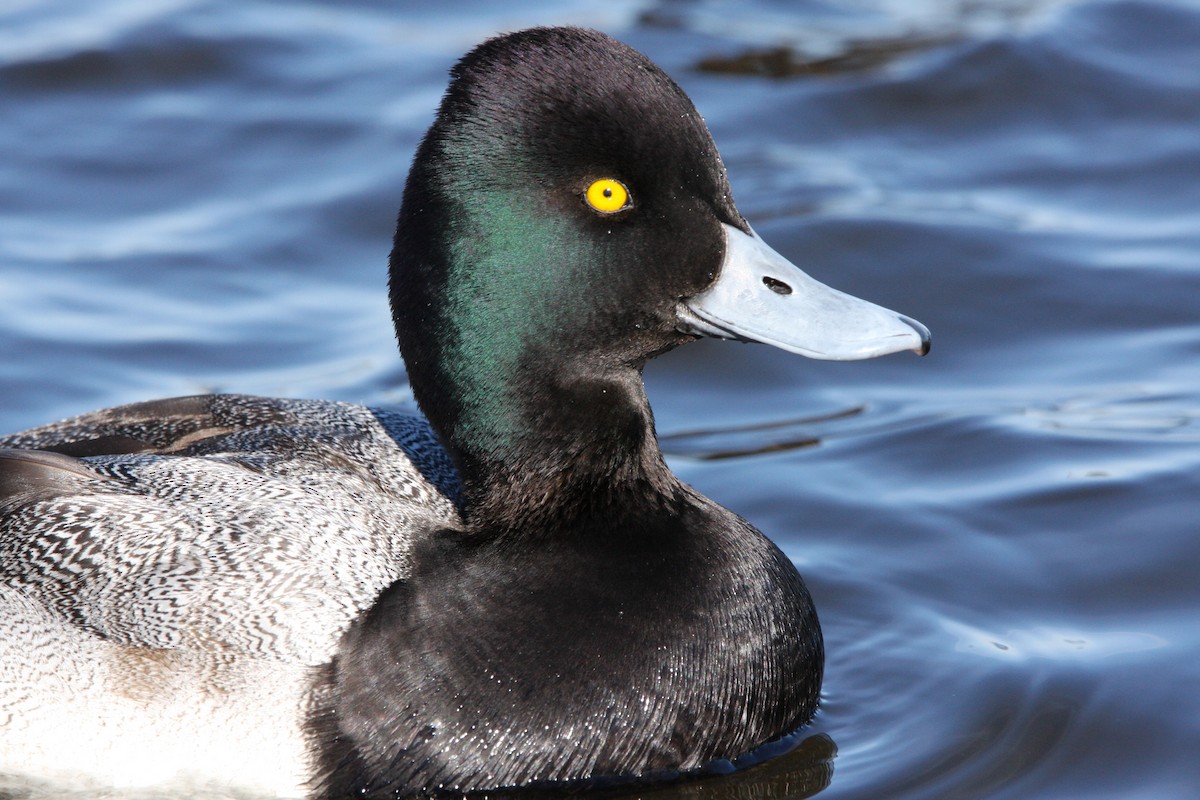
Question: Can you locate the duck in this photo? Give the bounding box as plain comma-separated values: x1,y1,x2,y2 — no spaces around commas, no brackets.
0,26,928,799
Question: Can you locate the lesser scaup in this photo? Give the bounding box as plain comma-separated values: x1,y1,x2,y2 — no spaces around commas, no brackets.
0,27,928,798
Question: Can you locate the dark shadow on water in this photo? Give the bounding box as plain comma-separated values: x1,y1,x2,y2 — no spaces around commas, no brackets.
483,734,837,800
628,734,836,800
691,36,960,79
659,408,863,460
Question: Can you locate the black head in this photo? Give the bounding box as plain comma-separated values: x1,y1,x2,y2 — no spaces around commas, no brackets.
389,27,744,487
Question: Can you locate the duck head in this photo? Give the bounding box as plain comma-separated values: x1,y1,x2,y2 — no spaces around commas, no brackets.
389,27,927,520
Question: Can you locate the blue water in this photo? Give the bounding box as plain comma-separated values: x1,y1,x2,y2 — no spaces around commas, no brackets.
3,1,1199,798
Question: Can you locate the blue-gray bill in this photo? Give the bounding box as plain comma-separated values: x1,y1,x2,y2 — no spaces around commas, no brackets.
678,224,931,360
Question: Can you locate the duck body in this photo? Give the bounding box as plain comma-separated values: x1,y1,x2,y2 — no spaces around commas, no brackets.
0,26,927,798
0,393,816,797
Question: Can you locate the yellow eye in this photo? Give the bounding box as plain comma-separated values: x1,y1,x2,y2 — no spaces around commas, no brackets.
585,178,630,214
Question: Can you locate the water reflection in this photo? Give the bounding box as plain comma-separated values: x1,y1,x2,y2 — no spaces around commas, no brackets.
605,735,836,800
658,410,853,460
943,622,1168,661
692,36,959,79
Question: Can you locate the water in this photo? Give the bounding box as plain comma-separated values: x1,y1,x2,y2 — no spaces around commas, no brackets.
2,0,1198,797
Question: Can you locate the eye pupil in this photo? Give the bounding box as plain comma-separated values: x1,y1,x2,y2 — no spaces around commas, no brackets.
603,188,613,198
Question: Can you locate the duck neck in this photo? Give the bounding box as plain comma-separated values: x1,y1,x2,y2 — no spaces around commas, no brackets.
472,364,680,530
423,346,678,530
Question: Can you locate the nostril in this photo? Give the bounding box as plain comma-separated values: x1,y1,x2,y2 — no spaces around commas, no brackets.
762,276,792,295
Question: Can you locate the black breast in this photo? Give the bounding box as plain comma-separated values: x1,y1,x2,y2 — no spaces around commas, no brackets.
312,498,822,798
